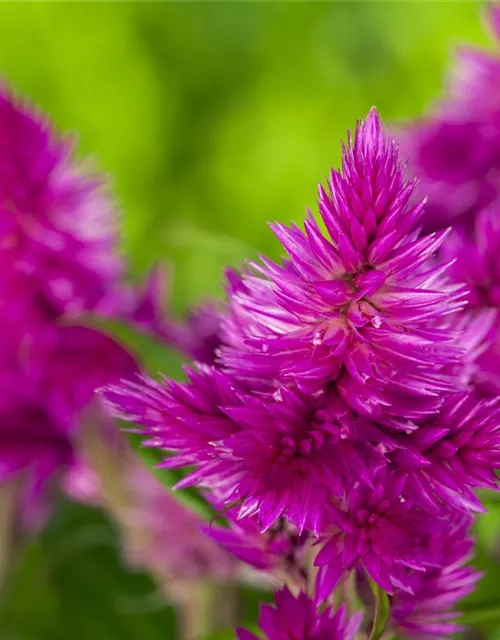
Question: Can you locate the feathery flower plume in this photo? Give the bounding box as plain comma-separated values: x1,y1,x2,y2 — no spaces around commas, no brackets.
220,108,465,425
237,587,362,640
391,516,480,638
390,392,500,514
103,371,383,532
0,89,137,508
314,469,445,600
402,4,500,232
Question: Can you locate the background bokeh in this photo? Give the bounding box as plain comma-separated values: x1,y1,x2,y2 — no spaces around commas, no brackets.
0,3,498,639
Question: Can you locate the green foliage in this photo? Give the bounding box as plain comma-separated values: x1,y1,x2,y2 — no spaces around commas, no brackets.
0,501,177,640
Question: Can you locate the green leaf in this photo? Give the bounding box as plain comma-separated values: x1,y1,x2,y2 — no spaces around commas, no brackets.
368,579,390,640
460,604,500,628
0,500,177,640
71,314,186,380
202,630,237,640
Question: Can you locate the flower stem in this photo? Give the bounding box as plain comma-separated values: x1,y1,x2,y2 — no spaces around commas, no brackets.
0,478,19,596
368,578,390,640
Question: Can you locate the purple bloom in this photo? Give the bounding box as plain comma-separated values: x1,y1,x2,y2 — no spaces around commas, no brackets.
237,587,361,640
102,366,241,483
439,208,500,395
0,89,139,512
220,108,465,425
315,469,444,599
391,515,480,638
0,89,124,344
103,370,382,532
401,119,499,233
442,208,500,310
402,5,500,232
389,393,500,514
204,511,309,578
0,327,137,513
177,301,223,366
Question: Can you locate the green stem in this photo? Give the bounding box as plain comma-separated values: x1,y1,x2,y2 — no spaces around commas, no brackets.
0,478,19,596
368,578,390,640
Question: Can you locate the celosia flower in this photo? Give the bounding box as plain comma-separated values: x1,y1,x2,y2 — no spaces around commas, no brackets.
103,366,242,483
103,370,383,532
237,587,361,640
0,89,139,508
401,118,499,233
220,108,465,425
177,301,222,366
315,469,444,599
438,207,500,395
402,5,500,231
0,327,137,512
204,511,309,576
0,89,124,346
391,515,480,638
389,393,500,513
442,208,500,311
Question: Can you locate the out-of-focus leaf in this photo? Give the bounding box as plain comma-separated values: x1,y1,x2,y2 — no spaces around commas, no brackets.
202,630,238,640
75,315,186,381
0,500,177,640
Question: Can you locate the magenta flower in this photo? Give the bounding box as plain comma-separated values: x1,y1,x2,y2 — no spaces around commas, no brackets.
103,371,382,532
0,89,140,511
102,367,242,485
391,515,480,638
389,393,500,513
442,208,500,310
220,108,465,425
439,207,500,395
402,5,500,232
401,118,499,233
0,327,136,512
237,587,361,640
0,89,124,344
204,514,308,576
315,469,444,599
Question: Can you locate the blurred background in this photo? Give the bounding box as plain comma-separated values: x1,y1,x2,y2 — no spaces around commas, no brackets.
0,2,498,639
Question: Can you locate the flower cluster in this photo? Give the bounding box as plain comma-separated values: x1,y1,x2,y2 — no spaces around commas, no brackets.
401,6,500,234
0,89,158,523
103,104,495,638
237,587,362,640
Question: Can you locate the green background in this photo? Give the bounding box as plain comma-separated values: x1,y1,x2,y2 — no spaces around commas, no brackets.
0,2,498,639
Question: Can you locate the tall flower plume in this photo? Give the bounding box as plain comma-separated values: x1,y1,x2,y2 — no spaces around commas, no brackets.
104,369,383,532
220,108,465,426
0,89,138,513
102,106,489,637
391,515,480,638
237,587,362,640
402,4,500,232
